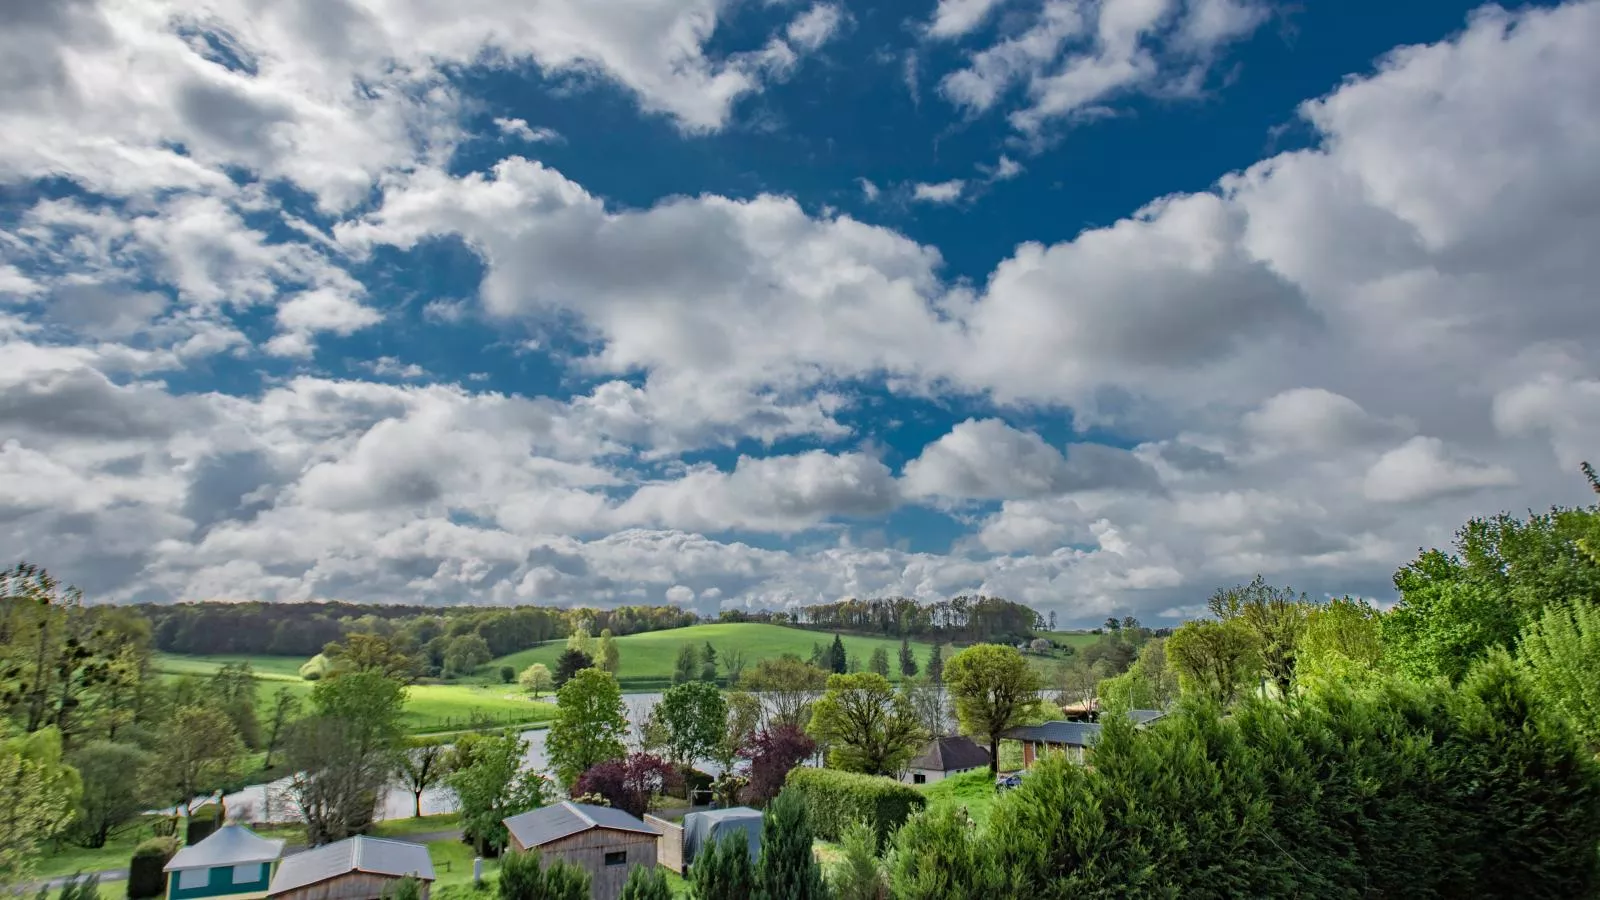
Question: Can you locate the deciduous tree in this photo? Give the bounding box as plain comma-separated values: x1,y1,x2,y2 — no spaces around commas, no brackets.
673,644,701,685
70,739,150,847
321,632,419,683
598,629,621,675
655,682,727,776
449,732,547,855
517,663,553,700
868,647,890,677
571,752,674,818
738,724,816,805
546,668,628,787
151,706,243,809
0,726,81,887
285,671,406,844
396,740,454,819
943,644,1043,776
739,658,829,729
809,673,923,776
1166,619,1263,705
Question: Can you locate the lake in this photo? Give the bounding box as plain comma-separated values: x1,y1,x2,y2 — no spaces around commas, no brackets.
223,692,680,824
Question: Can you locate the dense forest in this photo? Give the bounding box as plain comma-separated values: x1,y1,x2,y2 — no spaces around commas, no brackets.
794,595,1041,643
141,602,699,657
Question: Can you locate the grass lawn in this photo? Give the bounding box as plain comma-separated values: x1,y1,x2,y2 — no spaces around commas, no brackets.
919,769,1004,828
151,654,556,735
487,623,938,689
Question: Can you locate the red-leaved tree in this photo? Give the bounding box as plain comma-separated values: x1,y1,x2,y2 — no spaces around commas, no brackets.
571,752,677,818
737,724,816,805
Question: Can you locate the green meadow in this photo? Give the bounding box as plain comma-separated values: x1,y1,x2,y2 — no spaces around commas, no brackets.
151,654,557,734
487,622,940,689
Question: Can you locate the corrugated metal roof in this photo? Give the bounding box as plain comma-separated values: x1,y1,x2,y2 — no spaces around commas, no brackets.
503,801,660,849
1002,721,1103,746
1001,710,1169,747
165,825,286,871
267,837,434,896
907,736,990,772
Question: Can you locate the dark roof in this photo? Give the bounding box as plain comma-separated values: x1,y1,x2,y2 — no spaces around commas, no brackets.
1129,709,1167,726
1002,709,1170,747
503,801,660,849
268,837,434,896
165,825,285,871
1002,721,1102,746
907,735,991,772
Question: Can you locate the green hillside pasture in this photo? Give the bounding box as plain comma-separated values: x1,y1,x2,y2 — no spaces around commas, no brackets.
489,623,938,688
153,652,307,681
151,653,555,735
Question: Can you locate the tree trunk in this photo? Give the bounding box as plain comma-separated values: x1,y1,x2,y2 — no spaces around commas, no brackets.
414,790,423,818
989,736,999,776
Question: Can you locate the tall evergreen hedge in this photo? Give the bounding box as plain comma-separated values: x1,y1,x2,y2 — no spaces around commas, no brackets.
890,653,1600,898
129,837,180,899
784,767,926,847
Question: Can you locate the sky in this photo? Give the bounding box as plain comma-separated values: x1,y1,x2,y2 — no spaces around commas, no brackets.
2,0,1598,625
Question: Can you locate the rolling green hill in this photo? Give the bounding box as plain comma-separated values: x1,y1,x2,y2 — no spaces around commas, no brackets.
489,622,940,688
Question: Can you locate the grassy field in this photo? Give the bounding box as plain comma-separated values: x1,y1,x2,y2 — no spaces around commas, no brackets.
920,769,1004,827
488,623,939,689
152,654,557,735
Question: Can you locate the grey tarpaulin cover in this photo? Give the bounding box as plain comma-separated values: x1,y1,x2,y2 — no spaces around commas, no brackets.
681,807,763,866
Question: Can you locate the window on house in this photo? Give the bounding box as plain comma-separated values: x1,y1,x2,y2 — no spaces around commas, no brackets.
912,773,926,784
176,869,209,890
231,865,259,885
604,851,627,867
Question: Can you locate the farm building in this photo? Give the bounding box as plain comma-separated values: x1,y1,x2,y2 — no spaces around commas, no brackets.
163,824,286,900
1003,709,1168,767
503,802,660,900
901,735,990,785
266,836,434,900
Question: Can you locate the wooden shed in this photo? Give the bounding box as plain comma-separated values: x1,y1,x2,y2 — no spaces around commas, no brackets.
266,836,434,900
503,802,660,900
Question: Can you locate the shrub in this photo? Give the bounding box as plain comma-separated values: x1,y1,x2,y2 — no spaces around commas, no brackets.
571,753,675,819
738,725,815,806
784,767,926,847
497,851,589,900
828,820,887,900
184,806,220,846
690,830,755,900
618,864,672,900
498,666,516,684
58,873,101,900
382,875,423,900
129,837,180,899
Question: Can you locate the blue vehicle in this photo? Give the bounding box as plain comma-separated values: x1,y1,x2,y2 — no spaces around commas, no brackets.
995,772,1023,791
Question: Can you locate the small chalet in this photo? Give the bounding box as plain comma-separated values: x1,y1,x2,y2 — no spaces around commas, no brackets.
164,824,286,900
267,836,434,900
901,735,991,785
1003,709,1168,767
503,802,660,900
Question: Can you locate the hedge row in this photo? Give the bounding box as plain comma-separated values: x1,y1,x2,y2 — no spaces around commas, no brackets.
130,837,181,899
784,766,926,847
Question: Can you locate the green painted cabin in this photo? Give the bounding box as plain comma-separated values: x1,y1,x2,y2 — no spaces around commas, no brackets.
164,825,287,900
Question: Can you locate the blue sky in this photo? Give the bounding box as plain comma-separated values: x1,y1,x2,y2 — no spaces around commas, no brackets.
2,0,1598,624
